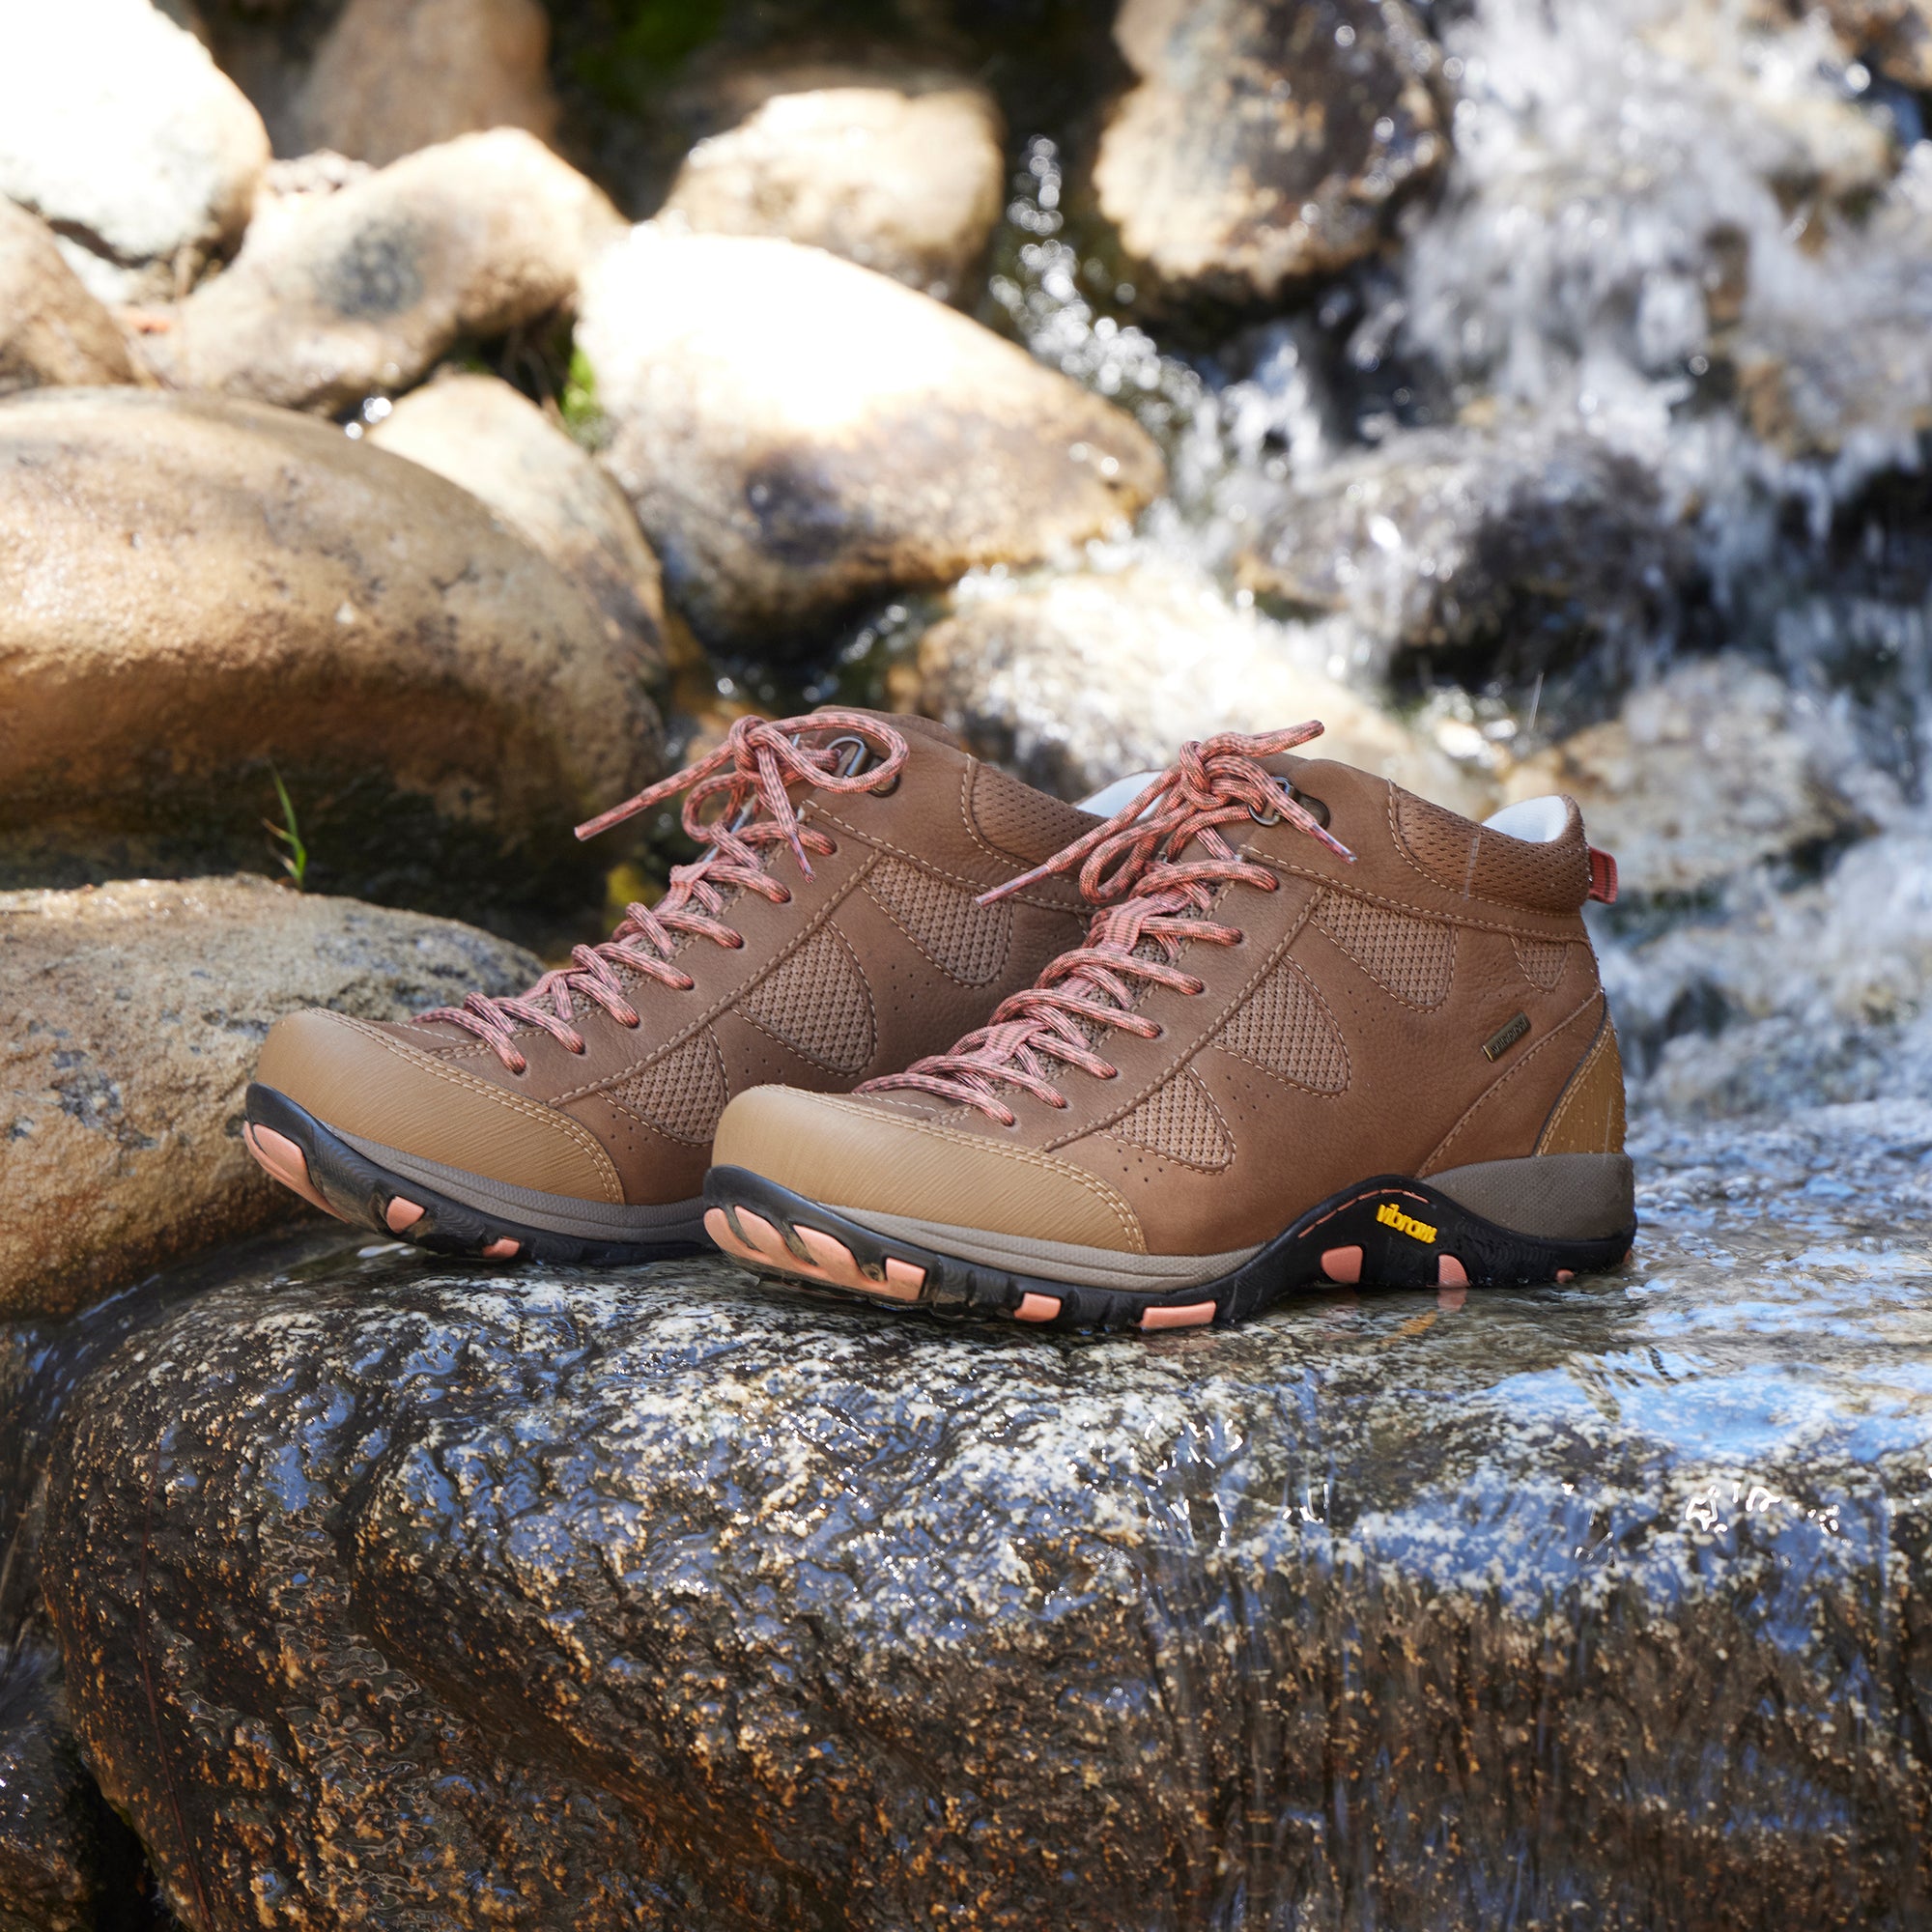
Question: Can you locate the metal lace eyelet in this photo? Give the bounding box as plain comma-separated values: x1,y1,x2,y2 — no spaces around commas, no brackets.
871,771,901,796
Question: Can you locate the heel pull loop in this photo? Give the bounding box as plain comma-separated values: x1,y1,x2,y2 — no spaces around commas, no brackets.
1587,846,1618,904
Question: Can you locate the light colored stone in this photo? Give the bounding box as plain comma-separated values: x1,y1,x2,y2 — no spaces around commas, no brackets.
0,0,269,304
0,200,139,396
916,563,1493,814
148,129,624,412
1093,0,1444,304
295,0,559,168
0,387,661,904
1499,655,1866,895
576,227,1165,647
663,76,1004,301
370,372,669,687
0,876,539,1320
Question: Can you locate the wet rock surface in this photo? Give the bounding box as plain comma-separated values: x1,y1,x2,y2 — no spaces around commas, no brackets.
576,227,1165,647
39,1104,1932,1931
0,201,139,398
369,371,669,689
0,874,538,1321
917,562,1491,812
0,0,269,305
1094,0,1444,305
0,387,660,905
661,72,1005,302
146,130,623,413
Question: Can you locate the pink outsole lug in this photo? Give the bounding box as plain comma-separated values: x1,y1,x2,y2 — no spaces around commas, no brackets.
1321,1245,1363,1285
704,1207,923,1303
884,1258,925,1295
1142,1302,1214,1331
384,1197,426,1234
243,1124,345,1223
1437,1255,1469,1288
1555,1268,1575,1284
1014,1293,1061,1323
482,1237,520,1260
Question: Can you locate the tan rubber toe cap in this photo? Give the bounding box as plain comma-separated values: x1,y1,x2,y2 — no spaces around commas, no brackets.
256,1009,624,1204
712,1085,1146,1253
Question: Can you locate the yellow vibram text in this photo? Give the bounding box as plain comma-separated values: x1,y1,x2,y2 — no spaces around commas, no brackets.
1377,1202,1438,1244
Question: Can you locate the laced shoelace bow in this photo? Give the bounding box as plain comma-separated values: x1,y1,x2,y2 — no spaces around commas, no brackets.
423,711,909,1072
861,723,1353,1124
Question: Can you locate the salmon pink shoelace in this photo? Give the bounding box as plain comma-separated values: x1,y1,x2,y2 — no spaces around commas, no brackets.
424,711,909,1072
860,724,1353,1124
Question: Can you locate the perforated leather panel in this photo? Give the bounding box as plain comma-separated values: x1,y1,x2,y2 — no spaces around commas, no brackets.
1112,1066,1235,1170
864,859,1011,985
1314,892,1455,1008
1395,791,1589,914
1515,936,1569,989
739,925,876,1074
611,1028,728,1144
970,762,1097,866
1214,961,1350,1093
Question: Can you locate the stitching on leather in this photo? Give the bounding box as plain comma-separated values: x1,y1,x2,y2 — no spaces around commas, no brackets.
1108,1068,1236,1172
1309,887,1456,1012
811,803,1085,914
1387,785,1589,911
1419,990,1602,1175
1249,849,1586,941
861,860,1013,987
1534,1009,1614,1153
805,1092,1147,1252
327,1013,625,1203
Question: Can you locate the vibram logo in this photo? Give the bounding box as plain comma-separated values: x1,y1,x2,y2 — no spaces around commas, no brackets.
1377,1202,1437,1244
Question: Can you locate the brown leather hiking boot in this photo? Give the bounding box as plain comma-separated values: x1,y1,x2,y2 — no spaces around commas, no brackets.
242,710,1096,1263
704,724,1634,1329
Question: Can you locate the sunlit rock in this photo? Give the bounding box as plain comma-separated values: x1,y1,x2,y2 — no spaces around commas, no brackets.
576,228,1164,647
370,372,669,690
0,388,661,907
916,562,1493,814
40,1136,1932,1926
1499,655,1870,896
0,0,269,304
292,0,558,167
1093,0,1444,305
0,201,139,396
1236,421,1695,682
1818,0,1932,88
661,71,1005,302
0,878,538,1321
146,129,623,412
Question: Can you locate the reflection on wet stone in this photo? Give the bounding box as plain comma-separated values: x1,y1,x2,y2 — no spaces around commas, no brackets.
36,1104,1932,1928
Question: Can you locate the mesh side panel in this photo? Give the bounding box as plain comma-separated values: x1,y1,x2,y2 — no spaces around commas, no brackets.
739,925,876,1074
1112,1067,1234,1170
1313,891,1455,1009
611,1029,728,1145
1395,791,1589,914
1215,961,1350,1093
970,762,1097,866
1515,937,1569,989
864,859,1011,985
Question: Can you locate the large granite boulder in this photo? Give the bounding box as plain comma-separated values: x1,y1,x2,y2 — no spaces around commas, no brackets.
916,563,1494,814
0,387,661,904
0,874,540,1322
0,201,139,398
661,72,1006,302
294,0,558,167
0,0,269,305
146,130,624,413
1093,0,1445,305
40,1099,1932,1930
369,372,670,689
575,227,1166,647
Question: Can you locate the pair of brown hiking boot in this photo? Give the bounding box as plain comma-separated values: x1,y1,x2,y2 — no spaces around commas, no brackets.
245,708,1634,1331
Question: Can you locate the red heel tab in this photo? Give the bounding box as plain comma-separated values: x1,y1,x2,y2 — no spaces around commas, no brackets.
1587,846,1618,905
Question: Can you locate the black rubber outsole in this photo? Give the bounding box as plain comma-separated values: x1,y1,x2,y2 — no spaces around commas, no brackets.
702,1164,1636,1332
244,1084,708,1266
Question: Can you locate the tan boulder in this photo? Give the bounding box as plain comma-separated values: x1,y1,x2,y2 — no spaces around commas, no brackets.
295,0,559,167
916,564,1493,815
663,74,1005,301
0,875,539,1320
147,129,624,412
0,388,661,912
1094,0,1444,305
576,227,1165,647
370,372,669,688
0,200,139,395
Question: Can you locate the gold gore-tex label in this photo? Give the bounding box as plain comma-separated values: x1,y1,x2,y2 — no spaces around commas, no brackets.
1377,1202,1438,1244
1484,1011,1530,1063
